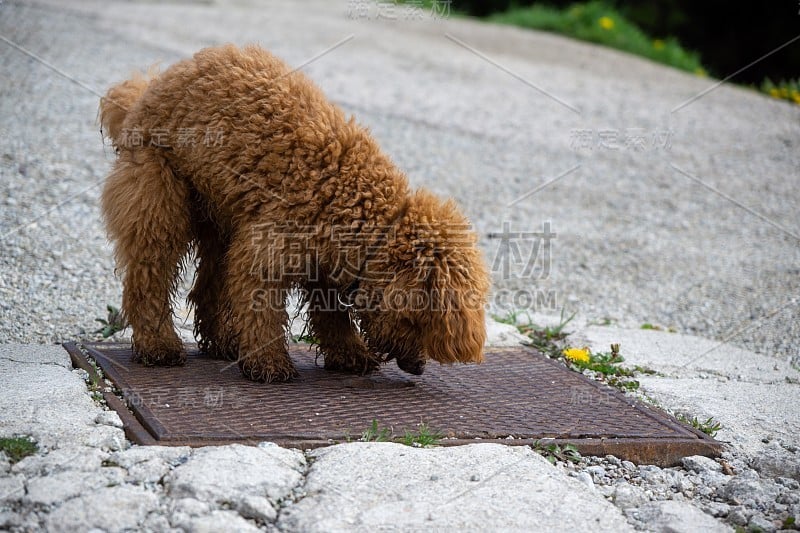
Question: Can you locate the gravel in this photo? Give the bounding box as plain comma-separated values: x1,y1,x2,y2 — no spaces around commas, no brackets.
556,453,799,531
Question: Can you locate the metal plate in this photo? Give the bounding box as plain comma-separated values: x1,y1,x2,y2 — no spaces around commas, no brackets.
64,342,721,466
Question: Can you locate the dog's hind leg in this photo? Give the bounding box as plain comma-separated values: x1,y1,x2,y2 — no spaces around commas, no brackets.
188,204,237,360
303,280,380,375
102,149,191,366
224,225,297,382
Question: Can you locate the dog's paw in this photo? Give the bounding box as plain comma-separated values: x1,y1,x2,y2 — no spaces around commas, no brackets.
238,357,298,383
199,338,238,361
323,348,381,376
132,346,187,367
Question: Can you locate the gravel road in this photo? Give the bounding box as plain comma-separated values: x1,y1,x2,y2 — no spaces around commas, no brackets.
1,0,798,364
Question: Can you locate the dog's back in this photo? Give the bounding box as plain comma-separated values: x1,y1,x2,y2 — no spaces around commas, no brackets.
100,45,397,223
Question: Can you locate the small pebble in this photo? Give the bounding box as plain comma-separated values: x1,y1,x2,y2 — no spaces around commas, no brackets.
575,471,594,490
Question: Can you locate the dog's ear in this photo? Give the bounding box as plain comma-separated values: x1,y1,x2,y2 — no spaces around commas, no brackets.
388,188,490,364
378,263,486,364
420,266,487,364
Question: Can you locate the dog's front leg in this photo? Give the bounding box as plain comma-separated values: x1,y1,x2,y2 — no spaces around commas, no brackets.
224,231,297,383
303,280,381,375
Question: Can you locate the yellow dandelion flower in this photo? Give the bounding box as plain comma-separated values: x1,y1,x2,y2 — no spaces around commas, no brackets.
653,39,665,50
598,16,614,30
563,347,590,364
780,87,790,98
769,88,781,98
694,67,707,78
792,92,800,105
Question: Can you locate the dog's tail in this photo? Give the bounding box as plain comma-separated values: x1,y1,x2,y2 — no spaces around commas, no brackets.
99,70,152,148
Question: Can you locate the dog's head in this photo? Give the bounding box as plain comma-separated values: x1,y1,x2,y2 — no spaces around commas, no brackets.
354,190,490,374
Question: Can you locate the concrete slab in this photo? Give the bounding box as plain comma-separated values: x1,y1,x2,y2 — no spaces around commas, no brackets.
570,326,800,456
0,344,127,451
278,442,633,532
25,468,125,506
164,443,306,522
572,325,798,383
44,485,160,532
639,378,799,459
0,343,70,367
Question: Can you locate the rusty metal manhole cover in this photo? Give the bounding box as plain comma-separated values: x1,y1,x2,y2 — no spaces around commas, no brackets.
64,342,720,466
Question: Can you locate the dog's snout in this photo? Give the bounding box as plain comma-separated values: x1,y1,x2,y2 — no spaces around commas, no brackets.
396,354,426,375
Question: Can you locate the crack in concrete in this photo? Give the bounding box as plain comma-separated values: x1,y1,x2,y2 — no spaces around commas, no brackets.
272,450,314,531
646,371,800,386
643,365,799,386
0,356,69,368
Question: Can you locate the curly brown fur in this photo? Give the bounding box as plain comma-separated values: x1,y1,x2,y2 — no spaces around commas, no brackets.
187,192,237,361
99,44,490,382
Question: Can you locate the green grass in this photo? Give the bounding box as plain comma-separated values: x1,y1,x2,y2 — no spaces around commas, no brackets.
402,423,443,447
360,419,393,442
635,396,722,439
0,436,38,463
94,304,127,338
81,358,108,403
291,333,319,344
633,365,657,376
565,344,642,391
358,420,443,447
492,309,524,326
508,309,646,392
532,441,581,465
676,414,722,438
487,1,798,105
641,323,678,332
516,307,576,359
488,1,705,76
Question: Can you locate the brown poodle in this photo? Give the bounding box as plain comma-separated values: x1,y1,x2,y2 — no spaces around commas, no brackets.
99,44,490,382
